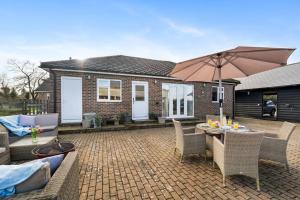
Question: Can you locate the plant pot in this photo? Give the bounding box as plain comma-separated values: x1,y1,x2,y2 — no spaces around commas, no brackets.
114,120,120,126
158,117,166,124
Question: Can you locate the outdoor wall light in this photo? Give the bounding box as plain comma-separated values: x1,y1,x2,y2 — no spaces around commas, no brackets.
87,75,91,79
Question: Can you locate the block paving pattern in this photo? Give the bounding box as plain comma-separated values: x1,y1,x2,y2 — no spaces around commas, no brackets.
60,118,300,200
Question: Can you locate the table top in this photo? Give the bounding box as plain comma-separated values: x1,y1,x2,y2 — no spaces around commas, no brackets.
196,123,251,135
10,136,56,147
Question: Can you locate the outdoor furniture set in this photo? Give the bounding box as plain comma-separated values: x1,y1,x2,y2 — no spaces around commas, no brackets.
0,113,79,199
173,116,296,191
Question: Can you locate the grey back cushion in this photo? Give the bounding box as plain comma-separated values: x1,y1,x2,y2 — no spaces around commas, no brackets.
19,115,36,127
35,114,59,127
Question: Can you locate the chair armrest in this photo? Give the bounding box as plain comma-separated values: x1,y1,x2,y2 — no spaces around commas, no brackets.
261,137,287,149
263,132,278,138
0,132,9,149
183,127,195,134
213,137,224,166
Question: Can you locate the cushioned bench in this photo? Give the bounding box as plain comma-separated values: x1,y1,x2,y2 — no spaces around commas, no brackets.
0,113,59,161
7,151,79,200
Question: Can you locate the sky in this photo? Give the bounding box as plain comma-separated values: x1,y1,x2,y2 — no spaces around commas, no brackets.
1,0,300,74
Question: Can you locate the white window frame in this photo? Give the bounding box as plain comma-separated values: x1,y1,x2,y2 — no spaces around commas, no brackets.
212,86,224,103
97,79,122,102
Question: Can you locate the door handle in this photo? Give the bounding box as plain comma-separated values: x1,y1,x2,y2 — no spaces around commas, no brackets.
133,98,135,103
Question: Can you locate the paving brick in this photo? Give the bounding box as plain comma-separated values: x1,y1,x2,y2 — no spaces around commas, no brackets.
61,118,300,200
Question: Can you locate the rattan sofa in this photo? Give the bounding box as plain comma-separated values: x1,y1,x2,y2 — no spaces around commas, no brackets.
0,113,59,161
6,151,79,200
0,125,10,165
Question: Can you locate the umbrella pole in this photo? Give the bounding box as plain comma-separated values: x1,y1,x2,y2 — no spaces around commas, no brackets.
218,67,223,126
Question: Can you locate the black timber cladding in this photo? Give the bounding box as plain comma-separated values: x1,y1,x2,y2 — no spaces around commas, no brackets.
235,86,300,122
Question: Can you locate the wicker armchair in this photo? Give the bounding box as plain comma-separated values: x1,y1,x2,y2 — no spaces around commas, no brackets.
0,125,10,164
173,119,206,162
260,121,296,170
213,132,264,191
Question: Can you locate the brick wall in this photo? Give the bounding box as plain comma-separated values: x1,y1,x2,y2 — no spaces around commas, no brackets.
50,70,235,122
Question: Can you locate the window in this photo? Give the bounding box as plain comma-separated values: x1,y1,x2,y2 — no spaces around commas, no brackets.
135,85,145,101
212,86,224,103
97,79,121,102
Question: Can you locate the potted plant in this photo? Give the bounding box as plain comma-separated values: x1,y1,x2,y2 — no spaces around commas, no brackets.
112,115,120,126
120,112,131,124
149,112,158,121
95,115,102,128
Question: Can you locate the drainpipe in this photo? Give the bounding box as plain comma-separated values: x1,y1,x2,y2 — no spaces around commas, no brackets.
50,69,57,113
232,84,236,119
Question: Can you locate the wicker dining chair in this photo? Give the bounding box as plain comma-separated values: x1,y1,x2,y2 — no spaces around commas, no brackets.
260,121,296,170
213,132,264,191
173,119,206,162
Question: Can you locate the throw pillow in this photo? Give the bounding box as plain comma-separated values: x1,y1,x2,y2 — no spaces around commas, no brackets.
40,154,64,175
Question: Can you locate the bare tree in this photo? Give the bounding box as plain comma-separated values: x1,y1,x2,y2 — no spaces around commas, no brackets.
0,73,10,98
0,73,9,88
8,59,48,100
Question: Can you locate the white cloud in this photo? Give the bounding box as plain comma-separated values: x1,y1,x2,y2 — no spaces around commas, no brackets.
160,17,205,37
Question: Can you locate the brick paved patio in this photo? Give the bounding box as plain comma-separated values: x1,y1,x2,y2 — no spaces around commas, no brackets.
60,118,300,200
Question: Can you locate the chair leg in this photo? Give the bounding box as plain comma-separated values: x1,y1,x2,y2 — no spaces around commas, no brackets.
180,155,184,163
174,148,176,155
285,163,290,172
256,178,260,191
223,176,226,187
212,161,215,168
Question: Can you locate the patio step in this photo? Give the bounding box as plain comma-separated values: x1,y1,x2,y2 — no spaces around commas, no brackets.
58,119,204,135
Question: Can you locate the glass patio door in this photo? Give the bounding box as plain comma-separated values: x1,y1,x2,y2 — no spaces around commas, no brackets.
163,83,194,118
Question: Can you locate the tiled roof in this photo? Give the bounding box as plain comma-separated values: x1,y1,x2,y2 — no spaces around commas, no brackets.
40,55,176,77
235,62,300,90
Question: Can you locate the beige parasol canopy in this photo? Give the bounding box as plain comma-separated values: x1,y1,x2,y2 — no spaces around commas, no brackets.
170,46,295,124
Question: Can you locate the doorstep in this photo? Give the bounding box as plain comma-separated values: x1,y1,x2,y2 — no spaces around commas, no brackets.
58,119,204,135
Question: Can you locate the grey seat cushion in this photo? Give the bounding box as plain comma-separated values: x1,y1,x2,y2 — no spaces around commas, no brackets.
39,125,56,132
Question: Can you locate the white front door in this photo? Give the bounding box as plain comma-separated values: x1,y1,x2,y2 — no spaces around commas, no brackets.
132,81,148,120
61,76,82,123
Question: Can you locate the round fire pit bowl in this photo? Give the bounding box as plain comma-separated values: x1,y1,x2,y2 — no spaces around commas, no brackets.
32,141,75,158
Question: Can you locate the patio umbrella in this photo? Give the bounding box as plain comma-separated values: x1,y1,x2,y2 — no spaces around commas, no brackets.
170,46,295,125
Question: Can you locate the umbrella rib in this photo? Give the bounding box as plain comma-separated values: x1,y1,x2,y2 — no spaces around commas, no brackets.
234,54,285,65
170,57,211,75
210,65,217,82
183,60,211,81
224,57,248,76
220,53,237,66
229,48,295,54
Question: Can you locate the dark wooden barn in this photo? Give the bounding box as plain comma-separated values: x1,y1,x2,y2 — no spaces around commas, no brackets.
235,62,300,122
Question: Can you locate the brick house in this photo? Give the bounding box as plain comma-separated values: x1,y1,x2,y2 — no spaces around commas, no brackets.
40,55,235,124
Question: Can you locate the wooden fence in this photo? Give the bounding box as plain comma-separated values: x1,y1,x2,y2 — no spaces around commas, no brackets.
0,99,49,116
